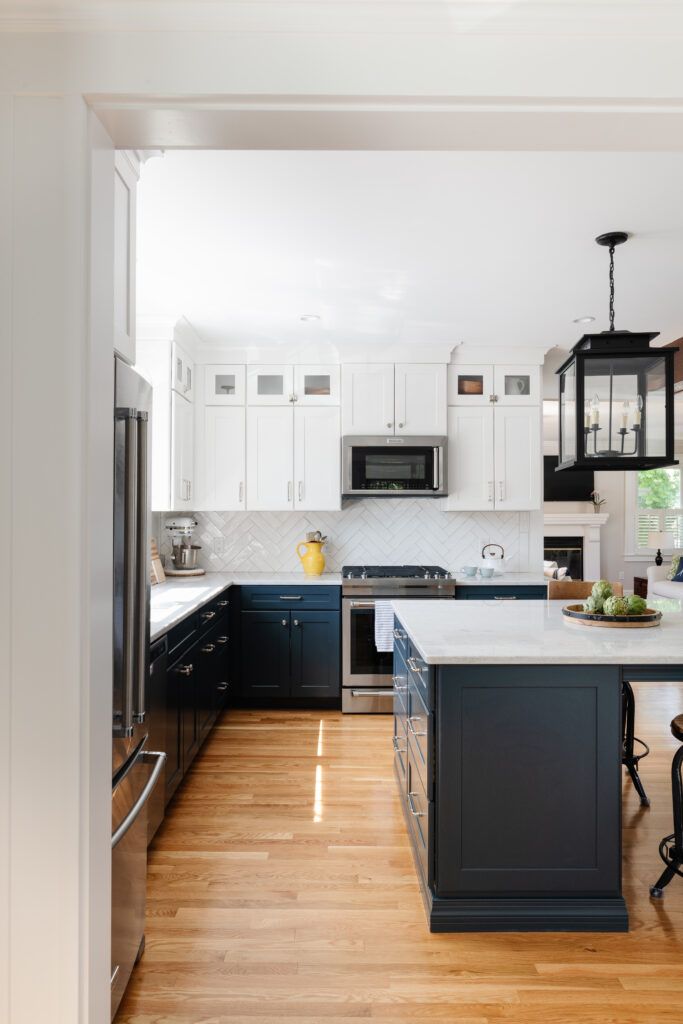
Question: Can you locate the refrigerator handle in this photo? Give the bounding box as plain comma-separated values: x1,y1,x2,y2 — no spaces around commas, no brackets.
117,409,138,738
111,750,166,849
133,411,149,724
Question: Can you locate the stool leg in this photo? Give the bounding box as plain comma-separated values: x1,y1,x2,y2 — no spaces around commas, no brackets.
650,745,683,898
622,681,650,807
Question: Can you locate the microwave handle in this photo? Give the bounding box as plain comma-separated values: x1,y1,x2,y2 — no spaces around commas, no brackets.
433,447,440,491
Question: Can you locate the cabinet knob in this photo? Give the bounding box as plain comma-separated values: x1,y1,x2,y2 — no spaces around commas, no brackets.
281,619,288,626
294,619,300,626
398,423,404,428
386,422,392,428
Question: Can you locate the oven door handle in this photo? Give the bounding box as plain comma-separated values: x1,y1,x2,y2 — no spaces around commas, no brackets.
349,689,395,697
348,600,376,608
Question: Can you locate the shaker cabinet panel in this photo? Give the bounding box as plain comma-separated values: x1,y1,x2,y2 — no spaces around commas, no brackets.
494,406,541,511
395,364,447,434
246,407,294,510
240,612,291,699
202,406,246,510
171,391,194,510
445,407,495,511
290,611,341,700
294,407,341,511
341,364,395,435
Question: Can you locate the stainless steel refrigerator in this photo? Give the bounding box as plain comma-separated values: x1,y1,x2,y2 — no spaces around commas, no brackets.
111,357,166,1019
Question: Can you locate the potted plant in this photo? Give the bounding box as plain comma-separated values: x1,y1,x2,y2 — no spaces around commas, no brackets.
590,490,607,513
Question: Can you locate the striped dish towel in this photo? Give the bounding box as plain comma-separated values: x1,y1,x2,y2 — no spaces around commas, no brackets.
374,601,395,653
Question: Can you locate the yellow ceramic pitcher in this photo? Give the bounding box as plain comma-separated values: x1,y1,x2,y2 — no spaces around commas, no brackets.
297,541,325,576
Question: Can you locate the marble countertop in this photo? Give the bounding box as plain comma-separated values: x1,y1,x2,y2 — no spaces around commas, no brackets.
150,571,342,641
449,572,548,587
392,597,683,665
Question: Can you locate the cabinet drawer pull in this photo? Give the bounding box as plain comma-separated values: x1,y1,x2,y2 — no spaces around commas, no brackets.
216,636,229,644
408,791,425,818
392,735,407,756
392,675,407,691
392,628,406,639
408,716,427,738
494,596,517,600
177,664,193,676
201,644,216,654
217,600,228,607
201,610,216,620
280,595,303,600
407,657,425,675
216,682,229,691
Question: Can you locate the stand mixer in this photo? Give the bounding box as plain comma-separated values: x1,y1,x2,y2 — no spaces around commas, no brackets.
164,517,205,576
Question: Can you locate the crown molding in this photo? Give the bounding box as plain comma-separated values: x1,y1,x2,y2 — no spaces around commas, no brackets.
1,2,682,37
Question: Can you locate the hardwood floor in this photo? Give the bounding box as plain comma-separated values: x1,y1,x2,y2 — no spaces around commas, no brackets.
117,684,683,1024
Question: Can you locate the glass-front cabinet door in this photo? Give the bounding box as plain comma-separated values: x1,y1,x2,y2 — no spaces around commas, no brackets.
293,365,340,405
204,365,246,405
493,365,540,405
447,364,494,406
247,365,295,405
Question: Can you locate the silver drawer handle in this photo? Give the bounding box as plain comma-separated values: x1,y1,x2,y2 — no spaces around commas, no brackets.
201,610,216,620
408,716,427,738
112,750,166,849
216,682,229,691
392,735,407,756
350,689,395,697
216,636,229,644
494,596,517,600
393,628,406,639
408,791,425,818
217,600,229,607
407,657,425,674
177,664,193,676
280,595,303,600
392,675,407,691
201,644,216,654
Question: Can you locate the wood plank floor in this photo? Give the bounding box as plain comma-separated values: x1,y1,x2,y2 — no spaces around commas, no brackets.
117,684,683,1024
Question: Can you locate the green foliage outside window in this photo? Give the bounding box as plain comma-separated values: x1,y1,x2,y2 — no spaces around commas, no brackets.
637,468,681,510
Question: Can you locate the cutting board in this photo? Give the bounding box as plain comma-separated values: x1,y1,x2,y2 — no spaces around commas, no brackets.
150,539,165,585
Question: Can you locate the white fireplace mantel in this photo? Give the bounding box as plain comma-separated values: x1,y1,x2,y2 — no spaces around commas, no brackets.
544,512,609,581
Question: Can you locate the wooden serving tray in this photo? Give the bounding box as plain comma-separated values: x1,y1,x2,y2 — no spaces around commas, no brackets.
562,603,662,628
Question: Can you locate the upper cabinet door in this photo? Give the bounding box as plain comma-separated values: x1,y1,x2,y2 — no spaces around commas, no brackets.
201,406,246,511
395,364,447,434
294,407,341,511
113,152,138,365
444,406,495,511
494,406,541,511
341,364,395,435
171,391,194,510
247,365,294,405
246,406,294,509
493,365,540,406
172,342,194,402
447,364,495,406
204,364,246,406
293,365,340,406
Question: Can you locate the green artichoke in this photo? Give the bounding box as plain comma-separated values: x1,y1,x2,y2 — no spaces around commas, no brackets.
603,596,629,616
591,580,614,603
583,596,603,613
627,594,648,615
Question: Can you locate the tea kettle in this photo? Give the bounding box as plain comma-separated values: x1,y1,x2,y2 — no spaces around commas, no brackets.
481,543,505,572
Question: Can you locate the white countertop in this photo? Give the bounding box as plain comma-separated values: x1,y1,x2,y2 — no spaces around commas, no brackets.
392,597,683,666
150,571,342,641
449,572,548,586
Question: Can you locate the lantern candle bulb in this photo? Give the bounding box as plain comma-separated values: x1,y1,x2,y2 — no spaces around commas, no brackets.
591,394,600,425
633,394,643,427
621,401,629,430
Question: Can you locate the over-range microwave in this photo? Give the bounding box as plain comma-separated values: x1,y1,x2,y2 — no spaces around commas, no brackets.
342,436,447,498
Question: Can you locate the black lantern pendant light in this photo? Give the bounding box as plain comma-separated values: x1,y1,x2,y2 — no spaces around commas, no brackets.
556,232,678,472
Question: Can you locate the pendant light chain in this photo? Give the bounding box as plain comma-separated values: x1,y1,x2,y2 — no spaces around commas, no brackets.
608,243,616,332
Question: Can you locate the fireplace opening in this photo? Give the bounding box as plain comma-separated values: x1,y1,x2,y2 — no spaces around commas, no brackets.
544,536,584,580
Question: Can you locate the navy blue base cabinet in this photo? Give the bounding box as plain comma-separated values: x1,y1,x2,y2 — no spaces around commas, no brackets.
455,585,547,601
238,586,341,707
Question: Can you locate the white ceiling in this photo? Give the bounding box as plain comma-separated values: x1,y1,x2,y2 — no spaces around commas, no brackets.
136,149,683,355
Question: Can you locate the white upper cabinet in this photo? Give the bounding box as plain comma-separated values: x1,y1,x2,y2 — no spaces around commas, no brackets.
204,364,246,405
246,406,294,509
445,407,495,511
493,365,540,406
293,365,340,406
494,406,541,510
341,364,395,435
200,406,246,510
113,152,138,365
447,364,494,407
294,407,341,511
172,342,194,401
395,364,447,434
247,365,294,405
171,390,194,510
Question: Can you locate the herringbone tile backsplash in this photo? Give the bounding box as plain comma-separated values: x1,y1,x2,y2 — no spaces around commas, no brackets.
156,502,542,573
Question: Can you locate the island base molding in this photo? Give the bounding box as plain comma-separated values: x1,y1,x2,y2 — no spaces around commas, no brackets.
427,895,628,933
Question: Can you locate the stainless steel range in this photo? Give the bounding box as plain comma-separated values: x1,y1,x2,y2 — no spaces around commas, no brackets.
342,565,455,713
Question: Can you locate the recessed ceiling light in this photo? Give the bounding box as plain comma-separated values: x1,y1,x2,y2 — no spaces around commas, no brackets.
300,314,320,322
573,316,596,324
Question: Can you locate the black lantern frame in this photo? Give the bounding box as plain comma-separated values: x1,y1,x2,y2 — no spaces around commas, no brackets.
556,330,678,472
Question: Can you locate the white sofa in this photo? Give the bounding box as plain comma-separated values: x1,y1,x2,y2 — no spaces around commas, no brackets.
647,563,683,598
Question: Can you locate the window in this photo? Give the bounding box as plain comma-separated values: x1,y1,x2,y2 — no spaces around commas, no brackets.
633,467,683,551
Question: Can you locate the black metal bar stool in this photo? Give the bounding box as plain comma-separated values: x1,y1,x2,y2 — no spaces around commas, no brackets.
649,713,683,898
622,680,650,806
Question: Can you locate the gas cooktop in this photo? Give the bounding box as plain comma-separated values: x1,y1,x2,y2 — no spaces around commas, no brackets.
342,564,451,580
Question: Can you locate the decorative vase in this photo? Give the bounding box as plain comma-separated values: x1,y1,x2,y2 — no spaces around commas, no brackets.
297,541,325,575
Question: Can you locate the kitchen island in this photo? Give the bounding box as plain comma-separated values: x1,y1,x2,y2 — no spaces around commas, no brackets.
391,597,683,933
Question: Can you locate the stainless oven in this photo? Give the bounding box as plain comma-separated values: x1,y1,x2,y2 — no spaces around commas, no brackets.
342,567,455,713
342,436,447,497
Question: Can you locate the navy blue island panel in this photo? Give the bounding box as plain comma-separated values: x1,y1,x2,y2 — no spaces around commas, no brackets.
393,616,628,933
